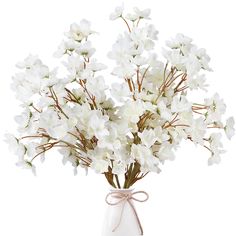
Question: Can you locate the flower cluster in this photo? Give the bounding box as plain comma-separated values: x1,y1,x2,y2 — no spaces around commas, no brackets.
5,6,235,188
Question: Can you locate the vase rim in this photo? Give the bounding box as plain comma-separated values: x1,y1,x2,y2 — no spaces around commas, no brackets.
110,188,134,192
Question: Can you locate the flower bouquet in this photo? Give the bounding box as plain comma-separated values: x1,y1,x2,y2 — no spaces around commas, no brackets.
5,5,235,236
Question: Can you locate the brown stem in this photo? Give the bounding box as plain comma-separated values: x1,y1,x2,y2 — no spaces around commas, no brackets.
49,87,69,119
121,16,131,33
79,79,98,109
138,66,150,92
104,169,116,188
31,105,42,113
174,74,187,93
115,175,121,189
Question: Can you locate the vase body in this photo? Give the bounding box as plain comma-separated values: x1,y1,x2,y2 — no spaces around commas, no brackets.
102,189,141,236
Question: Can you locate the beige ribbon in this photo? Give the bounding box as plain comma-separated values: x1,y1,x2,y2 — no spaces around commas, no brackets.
105,190,149,235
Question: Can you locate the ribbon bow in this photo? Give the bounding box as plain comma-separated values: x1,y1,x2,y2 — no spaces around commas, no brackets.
105,190,149,235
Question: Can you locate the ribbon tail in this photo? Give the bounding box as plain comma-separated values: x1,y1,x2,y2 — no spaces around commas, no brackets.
112,201,126,232
128,200,144,235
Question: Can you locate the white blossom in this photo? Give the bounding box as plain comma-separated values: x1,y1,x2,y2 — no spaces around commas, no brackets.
158,143,175,162
86,76,108,102
4,134,25,158
112,160,126,175
157,99,172,121
131,144,160,173
86,110,109,139
171,96,192,113
39,109,71,139
88,147,110,173
187,117,207,145
90,159,109,173
208,152,221,166
110,4,124,20
187,74,208,91
118,100,145,123
66,20,94,42
126,13,139,22
111,83,132,102
76,41,95,57
97,125,121,150
205,93,226,123
16,160,36,176
138,129,157,148
224,117,235,140
154,127,170,143
16,54,42,69
86,59,107,72
133,7,151,19
6,6,234,184
166,34,192,51
54,40,80,57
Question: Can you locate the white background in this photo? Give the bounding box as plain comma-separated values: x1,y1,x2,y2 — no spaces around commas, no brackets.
0,0,236,235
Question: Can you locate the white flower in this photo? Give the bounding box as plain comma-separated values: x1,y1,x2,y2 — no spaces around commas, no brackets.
224,117,235,140
108,34,135,64
146,24,159,40
4,133,18,150
112,160,126,175
11,55,56,104
126,13,139,22
54,40,80,57
131,55,147,66
88,147,110,173
133,7,151,19
162,49,185,70
60,148,78,170
158,143,175,162
63,54,84,75
207,134,225,166
157,99,172,121
187,117,207,145
86,59,107,72
187,74,208,91
164,34,211,76
111,82,132,102
209,133,223,150
76,41,95,58
190,46,211,71
131,144,160,173
66,19,94,42
14,107,32,132
112,64,136,78
90,159,109,173
86,76,108,102
5,133,25,156
16,160,36,176
208,152,221,166
86,110,109,139
25,142,40,158
138,129,157,148
166,33,192,51
184,54,202,75
154,127,170,143
171,96,192,113
16,54,42,69
39,109,70,139
110,4,124,20
97,125,121,150
205,93,226,123
118,100,145,123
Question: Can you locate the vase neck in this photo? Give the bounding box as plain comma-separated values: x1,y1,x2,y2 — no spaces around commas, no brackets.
110,188,134,194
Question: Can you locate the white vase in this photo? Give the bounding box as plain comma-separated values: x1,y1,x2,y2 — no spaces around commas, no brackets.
102,188,147,236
